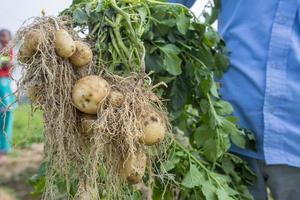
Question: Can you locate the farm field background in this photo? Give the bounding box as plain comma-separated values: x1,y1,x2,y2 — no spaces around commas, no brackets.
13,104,43,148
0,104,43,200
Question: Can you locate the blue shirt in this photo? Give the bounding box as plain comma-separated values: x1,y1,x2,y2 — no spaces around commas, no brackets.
169,0,196,8
172,0,300,168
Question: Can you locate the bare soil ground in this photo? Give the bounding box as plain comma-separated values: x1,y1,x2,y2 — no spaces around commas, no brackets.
0,144,43,200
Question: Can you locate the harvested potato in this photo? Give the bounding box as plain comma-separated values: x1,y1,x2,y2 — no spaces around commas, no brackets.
55,29,76,58
69,41,93,67
72,75,110,114
120,152,147,184
18,29,43,61
18,47,34,63
109,91,125,107
24,29,43,52
140,114,166,145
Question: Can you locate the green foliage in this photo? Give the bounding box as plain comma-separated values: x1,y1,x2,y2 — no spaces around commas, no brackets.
13,104,43,148
30,0,257,199
29,162,47,196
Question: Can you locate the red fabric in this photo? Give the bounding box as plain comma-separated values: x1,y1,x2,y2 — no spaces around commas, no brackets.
0,49,12,77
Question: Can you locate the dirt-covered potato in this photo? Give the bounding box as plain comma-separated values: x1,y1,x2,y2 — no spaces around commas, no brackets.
79,113,97,135
18,47,32,61
69,41,93,68
109,91,125,107
24,29,43,52
72,75,110,114
140,114,166,145
120,152,147,184
55,29,76,58
18,29,44,61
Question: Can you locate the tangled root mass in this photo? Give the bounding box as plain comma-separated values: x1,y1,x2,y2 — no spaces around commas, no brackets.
9,17,170,199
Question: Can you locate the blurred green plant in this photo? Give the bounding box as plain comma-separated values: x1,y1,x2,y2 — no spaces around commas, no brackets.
13,104,43,149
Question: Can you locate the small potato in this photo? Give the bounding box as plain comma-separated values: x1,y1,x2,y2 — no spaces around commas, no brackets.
18,29,44,61
80,114,97,135
24,29,43,52
69,41,93,67
18,46,34,63
109,91,125,107
120,152,147,184
72,75,110,114
140,114,166,146
55,29,76,58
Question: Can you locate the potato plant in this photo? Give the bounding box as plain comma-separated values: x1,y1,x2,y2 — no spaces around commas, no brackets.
28,0,256,199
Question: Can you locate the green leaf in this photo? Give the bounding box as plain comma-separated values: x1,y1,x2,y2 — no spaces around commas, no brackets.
210,80,219,98
160,44,181,55
222,120,246,148
200,78,212,95
202,181,217,200
203,138,219,161
163,153,180,171
216,188,232,200
214,52,229,78
193,125,211,148
221,157,235,174
145,52,164,72
204,30,220,47
231,130,246,149
200,99,209,113
215,100,234,115
153,183,174,200
158,44,182,75
73,8,88,24
190,22,206,36
157,76,176,84
72,0,91,6
176,12,190,34
238,185,255,200
170,77,189,110
164,53,182,75
181,164,205,188
138,7,148,24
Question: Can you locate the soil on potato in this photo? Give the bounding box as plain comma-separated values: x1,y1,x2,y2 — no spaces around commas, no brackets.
0,144,43,200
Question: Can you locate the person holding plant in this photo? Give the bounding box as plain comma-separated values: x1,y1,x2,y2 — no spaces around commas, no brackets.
0,29,15,164
171,0,300,199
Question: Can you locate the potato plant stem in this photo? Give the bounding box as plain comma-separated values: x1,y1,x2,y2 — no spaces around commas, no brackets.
174,139,224,188
109,29,124,62
113,14,131,59
110,0,146,72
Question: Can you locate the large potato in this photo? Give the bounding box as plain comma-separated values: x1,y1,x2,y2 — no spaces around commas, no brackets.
120,152,147,184
72,75,110,114
55,29,76,58
140,114,166,146
69,41,93,67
